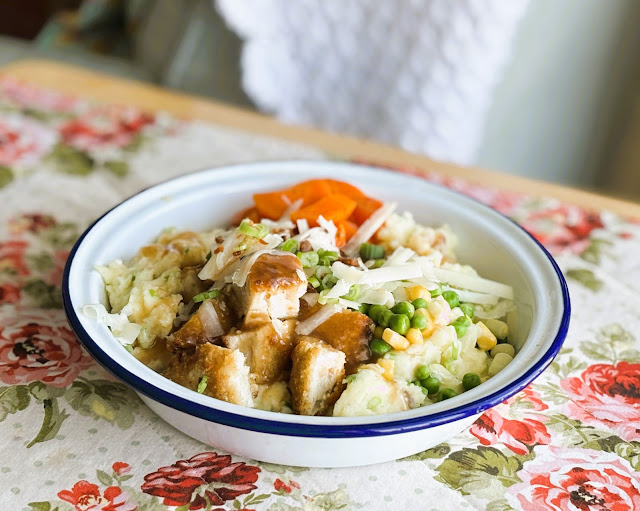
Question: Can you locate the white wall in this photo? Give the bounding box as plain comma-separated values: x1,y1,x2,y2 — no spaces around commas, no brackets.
476,0,640,188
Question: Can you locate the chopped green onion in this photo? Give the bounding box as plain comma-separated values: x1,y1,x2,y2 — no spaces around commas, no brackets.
297,251,319,268
205,251,211,261
360,243,385,260
415,364,430,381
308,276,321,289
342,284,360,301
462,373,481,391
391,301,415,318
411,314,428,330
315,266,331,279
193,289,220,303
197,375,208,393
281,238,299,253
238,219,269,239
370,338,392,356
389,314,410,335
372,259,386,268
442,290,460,308
321,274,338,289
367,396,382,410
318,249,339,266
345,374,357,384
149,289,157,297
130,275,135,283
430,284,443,298
460,302,475,318
235,242,248,252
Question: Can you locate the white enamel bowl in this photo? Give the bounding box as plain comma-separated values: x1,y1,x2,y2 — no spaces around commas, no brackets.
63,161,570,467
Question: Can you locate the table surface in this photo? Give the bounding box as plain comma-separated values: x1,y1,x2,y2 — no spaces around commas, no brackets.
1,60,640,511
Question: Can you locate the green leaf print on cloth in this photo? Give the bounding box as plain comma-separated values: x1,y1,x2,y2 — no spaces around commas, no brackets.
565,268,604,291
0,166,13,188
435,446,523,497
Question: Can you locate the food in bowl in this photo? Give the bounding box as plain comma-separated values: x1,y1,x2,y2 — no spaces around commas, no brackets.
85,178,517,417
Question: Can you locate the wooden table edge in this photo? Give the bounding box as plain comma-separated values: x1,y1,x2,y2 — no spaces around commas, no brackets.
3,58,639,218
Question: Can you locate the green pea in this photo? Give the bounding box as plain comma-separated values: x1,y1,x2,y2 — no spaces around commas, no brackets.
370,338,391,356
411,314,428,330
439,388,458,401
368,304,387,323
415,364,430,381
391,301,415,318
378,309,394,328
460,302,475,318
451,316,471,338
442,290,460,308
411,298,428,310
390,314,410,335
359,303,371,315
421,376,440,395
462,373,481,391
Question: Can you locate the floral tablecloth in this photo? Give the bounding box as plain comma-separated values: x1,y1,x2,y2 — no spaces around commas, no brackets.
1,76,640,511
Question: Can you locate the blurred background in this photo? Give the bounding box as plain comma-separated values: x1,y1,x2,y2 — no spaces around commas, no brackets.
1,0,639,200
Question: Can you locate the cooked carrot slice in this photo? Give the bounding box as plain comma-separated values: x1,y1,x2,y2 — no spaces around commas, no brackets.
335,220,358,247
289,179,332,206
253,190,291,219
231,206,261,225
291,194,357,226
350,196,383,225
326,179,366,199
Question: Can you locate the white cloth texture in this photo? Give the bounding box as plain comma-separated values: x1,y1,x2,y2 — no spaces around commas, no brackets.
216,0,529,165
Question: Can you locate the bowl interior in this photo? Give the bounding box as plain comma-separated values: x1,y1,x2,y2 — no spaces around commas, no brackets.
65,161,567,430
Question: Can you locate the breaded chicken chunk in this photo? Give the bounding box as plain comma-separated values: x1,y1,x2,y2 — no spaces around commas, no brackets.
223,318,296,384
299,303,373,373
289,336,346,416
229,253,306,324
163,343,253,407
168,297,236,352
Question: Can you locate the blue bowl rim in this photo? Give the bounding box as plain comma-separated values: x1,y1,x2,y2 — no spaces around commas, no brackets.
62,160,571,439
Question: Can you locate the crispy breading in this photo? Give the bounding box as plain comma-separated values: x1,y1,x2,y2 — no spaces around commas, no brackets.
168,297,236,352
163,343,253,407
289,336,346,416
227,253,306,324
299,302,373,373
223,318,296,384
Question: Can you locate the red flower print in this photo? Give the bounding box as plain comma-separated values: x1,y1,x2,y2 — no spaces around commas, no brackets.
0,307,92,387
8,213,57,235
59,106,154,151
0,77,82,113
519,205,603,255
112,462,131,476
505,385,549,413
506,446,640,511
0,283,20,304
58,480,137,511
44,249,70,287
0,115,57,167
561,362,640,441
470,408,551,455
0,240,29,276
274,478,300,494
141,452,260,510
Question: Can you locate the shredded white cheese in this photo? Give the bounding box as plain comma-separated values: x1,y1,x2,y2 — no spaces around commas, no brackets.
83,303,141,345
295,304,342,335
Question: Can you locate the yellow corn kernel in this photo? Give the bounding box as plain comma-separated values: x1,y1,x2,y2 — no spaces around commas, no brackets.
382,328,410,350
476,321,498,351
406,328,424,345
378,358,395,381
407,285,431,302
373,325,385,339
